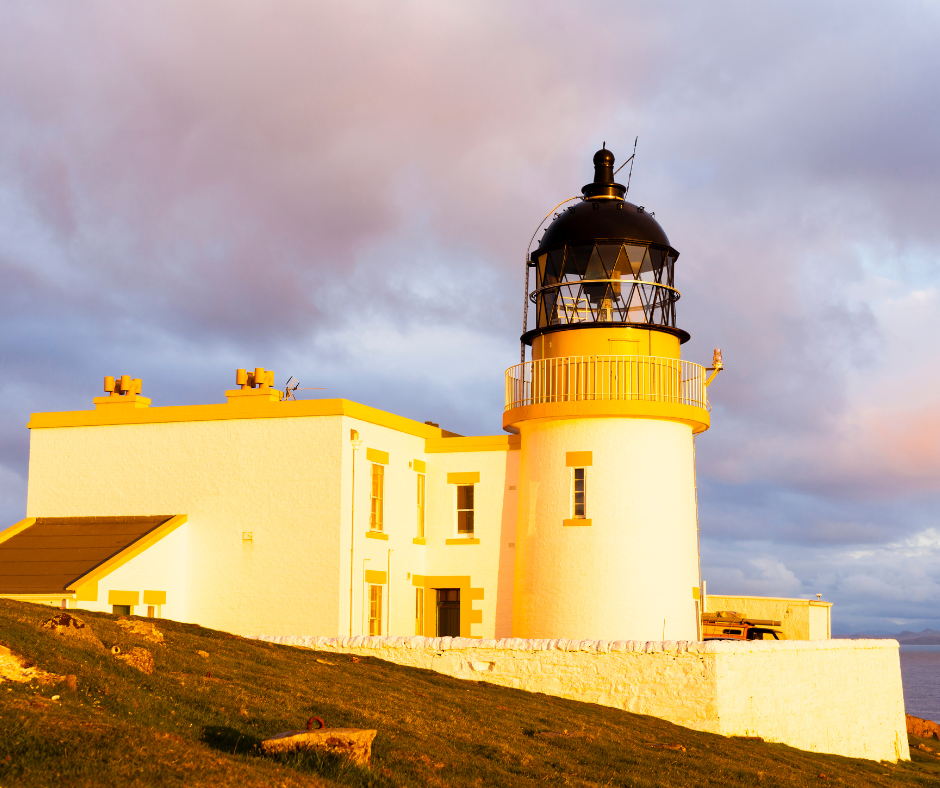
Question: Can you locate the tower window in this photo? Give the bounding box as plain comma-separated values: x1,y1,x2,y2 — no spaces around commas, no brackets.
370,463,384,531
416,473,425,538
573,468,586,518
456,484,474,535
368,584,383,635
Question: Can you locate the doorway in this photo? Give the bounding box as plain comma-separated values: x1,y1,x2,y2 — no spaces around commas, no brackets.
436,588,460,637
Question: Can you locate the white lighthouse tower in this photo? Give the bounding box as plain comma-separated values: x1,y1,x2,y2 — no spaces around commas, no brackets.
507,148,714,642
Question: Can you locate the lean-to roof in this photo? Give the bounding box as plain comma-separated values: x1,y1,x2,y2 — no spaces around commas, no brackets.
0,515,175,594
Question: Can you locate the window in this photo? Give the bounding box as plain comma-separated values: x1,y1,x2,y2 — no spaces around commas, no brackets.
112,605,131,616
415,587,424,635
370,463,384,531
416,473,425,538
456,484,474,535
747,628,780,641
436,588,460,637
368,584,383,635
572,468,586,518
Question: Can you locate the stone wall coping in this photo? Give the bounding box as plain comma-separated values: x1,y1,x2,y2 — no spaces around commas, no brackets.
254,634,898,654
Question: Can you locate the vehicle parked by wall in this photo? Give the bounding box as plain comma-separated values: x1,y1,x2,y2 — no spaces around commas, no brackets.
702,611,786,641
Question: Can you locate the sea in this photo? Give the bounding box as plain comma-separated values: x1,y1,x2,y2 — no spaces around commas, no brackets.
900,645,940,723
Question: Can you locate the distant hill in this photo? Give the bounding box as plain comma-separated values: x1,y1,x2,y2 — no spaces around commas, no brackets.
839,629,940,645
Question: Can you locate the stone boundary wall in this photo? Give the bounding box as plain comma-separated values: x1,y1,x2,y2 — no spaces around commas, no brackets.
254,634,909,763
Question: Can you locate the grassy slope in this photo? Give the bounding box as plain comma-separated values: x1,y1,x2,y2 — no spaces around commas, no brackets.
1,598,939,788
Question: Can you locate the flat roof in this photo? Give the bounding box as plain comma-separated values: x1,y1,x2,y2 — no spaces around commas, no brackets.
26,397,521,452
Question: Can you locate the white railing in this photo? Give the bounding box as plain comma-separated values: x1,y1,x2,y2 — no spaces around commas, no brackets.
505,355,709,411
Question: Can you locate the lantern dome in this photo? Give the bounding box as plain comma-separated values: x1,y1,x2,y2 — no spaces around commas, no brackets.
535,149,675,252
523,147,688,346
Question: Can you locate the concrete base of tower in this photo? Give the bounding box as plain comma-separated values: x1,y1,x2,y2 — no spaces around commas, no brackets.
512,416,701,642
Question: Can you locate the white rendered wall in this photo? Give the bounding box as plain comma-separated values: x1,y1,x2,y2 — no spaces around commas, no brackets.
514,417,700,641
335,419,519,640
808,603,831,639
337,416,428,639
423,448,519,639
79,524,188,621
258,634,909,763
25,412,519,640
27,417,346,636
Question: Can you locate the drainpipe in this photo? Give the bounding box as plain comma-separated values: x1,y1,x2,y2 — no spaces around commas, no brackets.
349,429,362,636
387,548,394,636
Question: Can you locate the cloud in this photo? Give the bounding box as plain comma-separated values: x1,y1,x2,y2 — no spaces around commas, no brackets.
1,0,940,630
706,555,803,598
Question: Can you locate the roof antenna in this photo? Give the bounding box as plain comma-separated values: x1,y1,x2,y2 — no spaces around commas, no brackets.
284,376,326,401
624,136,638,197
603,140,606,149
613,136,638,179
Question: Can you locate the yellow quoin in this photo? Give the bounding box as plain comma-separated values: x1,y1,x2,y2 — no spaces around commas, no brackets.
1,149,813,647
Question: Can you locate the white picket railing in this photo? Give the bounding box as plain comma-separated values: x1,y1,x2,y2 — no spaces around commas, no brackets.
505,355,709,411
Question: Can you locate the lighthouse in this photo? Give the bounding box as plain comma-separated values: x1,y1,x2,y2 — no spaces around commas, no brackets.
506,147,712,642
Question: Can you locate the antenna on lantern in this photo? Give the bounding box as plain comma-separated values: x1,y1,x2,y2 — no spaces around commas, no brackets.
617,136,639,196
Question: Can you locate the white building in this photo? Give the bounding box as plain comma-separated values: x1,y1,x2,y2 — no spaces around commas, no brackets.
0,149,829,642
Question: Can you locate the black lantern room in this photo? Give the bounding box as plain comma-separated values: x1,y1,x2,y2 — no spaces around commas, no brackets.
522,148,689,347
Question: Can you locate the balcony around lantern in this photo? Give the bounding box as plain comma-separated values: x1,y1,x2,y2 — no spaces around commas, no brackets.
503,354,711,434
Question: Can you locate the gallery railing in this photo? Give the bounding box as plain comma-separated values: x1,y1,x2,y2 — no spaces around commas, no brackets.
505,355,709,411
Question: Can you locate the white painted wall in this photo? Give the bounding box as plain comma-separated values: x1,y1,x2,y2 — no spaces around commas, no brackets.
80,524,188,622
333,418,520,640
808,602,831,639
423,448,519,638
25,411,521,640
258,634,909,763
337,416,428,639
27,416,346,636
514,417,700,642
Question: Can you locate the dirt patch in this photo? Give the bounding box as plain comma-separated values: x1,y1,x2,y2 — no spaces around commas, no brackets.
0,644,75,689
117,618,165,644
40,612,104,650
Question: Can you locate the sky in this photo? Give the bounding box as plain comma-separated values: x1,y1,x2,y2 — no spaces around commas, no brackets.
2,0,939,634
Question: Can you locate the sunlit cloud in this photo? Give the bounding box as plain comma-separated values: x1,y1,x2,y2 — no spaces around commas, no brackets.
1,0,940,630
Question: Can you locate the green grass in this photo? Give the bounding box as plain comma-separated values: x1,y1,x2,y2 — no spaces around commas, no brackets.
1,597,938,787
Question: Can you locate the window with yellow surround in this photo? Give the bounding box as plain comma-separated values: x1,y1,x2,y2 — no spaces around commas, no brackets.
456,484,474,535
368,584,382,635
572,467,587,519
370,464,384,531
416,473,425,538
